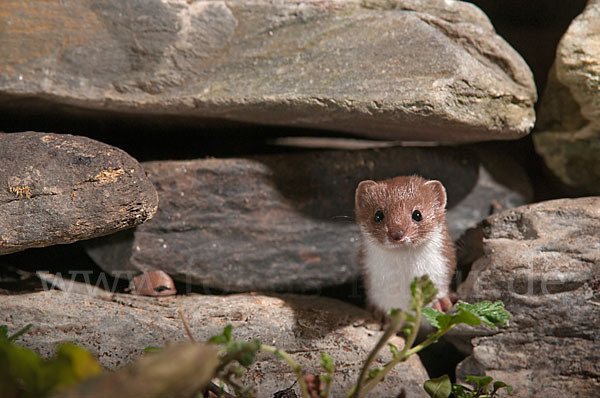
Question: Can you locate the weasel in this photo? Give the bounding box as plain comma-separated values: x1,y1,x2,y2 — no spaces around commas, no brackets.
354,175,456,316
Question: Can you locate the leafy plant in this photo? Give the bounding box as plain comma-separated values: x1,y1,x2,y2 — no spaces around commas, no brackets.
319,353,334,397
425,374,512,398
0,324,102,397
205,275,511,398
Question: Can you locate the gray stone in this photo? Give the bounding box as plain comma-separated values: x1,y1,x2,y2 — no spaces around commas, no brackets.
451,198,600,397
85,145,531,292
0,288,429,397
534,0,600,194
0,132,157,255
0,0,535,142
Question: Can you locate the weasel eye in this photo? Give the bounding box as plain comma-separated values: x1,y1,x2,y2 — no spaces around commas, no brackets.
374,210,384,223
412,210,423,222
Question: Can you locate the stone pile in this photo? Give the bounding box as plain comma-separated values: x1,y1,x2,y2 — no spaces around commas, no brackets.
1,0,598,397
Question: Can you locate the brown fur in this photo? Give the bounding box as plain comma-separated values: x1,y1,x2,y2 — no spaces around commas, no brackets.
355,175,457,312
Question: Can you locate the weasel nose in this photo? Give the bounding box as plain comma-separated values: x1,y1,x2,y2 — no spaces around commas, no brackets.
389,230,405,241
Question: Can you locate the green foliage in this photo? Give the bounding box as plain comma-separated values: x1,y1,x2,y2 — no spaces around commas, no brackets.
409,275,438,311
423,371,513,398
424,375,452,398
346,276,511,398
0,325,102,397
448,374,512,398
422,300,510,336
208,325,261,397
455,301,511,329
319,353,334,397
0,324,32,343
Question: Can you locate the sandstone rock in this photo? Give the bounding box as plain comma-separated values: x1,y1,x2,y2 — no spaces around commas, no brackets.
0,132,158,255
85,145,531,292
0,0,535,142
452,198,600,397
534,0,600,194
0,288,429,397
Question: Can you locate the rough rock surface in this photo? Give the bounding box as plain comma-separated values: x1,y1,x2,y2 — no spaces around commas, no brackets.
0,132,158,255
0,289,429,397
452,198,600,397
86,145,531,292
534,0,600,194
0,0,535,142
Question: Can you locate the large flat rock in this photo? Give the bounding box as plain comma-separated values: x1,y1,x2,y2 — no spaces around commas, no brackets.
0,0,535,142
0,289,428,397
0,132,158,255
452,197,600,397
86,145,532,292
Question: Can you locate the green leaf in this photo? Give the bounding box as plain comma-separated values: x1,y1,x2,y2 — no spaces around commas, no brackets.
466,375,493,393
424,375,452,398
223,324,233,342
368,367,383,380
320,352,334,373
0,340,44,395
401,312,417,336
8,324,33,342
208,334,227,345
492,381,513,395
51,343,103,386
388,343,400,358
320,374,332,383
387,308,403,318
455,301,510,329
0,325,8,341
240,340,260,367
409,276,438,311
449,310,482,328
451,383,470,396
209,325,235,345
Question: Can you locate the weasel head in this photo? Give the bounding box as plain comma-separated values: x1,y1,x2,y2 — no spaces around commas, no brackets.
354,175,448,249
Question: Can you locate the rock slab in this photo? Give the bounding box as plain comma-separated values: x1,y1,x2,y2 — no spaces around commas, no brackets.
0,0,536,142
453,197,600,397
0,132,158,255
0,289,428,397
86,145,532,292
534,0,600,194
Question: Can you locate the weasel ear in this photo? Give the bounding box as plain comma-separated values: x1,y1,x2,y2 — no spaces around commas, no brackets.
424,180,447,209
355,180,377,206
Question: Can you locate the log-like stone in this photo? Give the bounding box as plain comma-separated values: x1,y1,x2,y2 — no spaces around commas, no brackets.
451,198,600,397
86,146,532,292
0,288,429,397
533,0,600,195
0,132,158,254
0,0,536,142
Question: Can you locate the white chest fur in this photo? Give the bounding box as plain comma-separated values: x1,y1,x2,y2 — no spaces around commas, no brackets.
361,227,450,313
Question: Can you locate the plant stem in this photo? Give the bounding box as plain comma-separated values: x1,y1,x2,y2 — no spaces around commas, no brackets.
178,309,196,342
402,324,457,358
349,311,406,398
323,377,332,398
358,307,422,397
261,345,309,398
